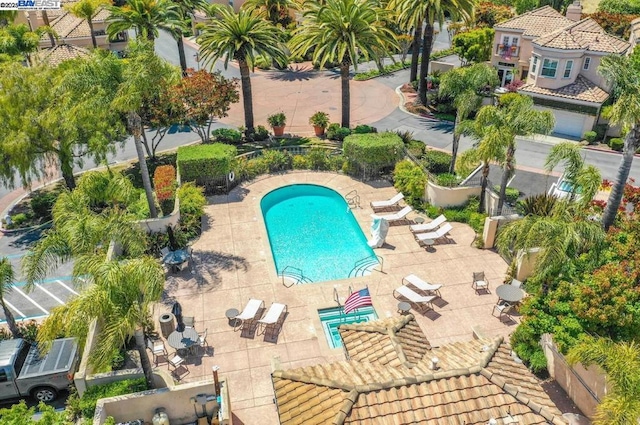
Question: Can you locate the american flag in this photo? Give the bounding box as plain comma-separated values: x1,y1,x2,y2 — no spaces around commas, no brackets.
343,288,372,314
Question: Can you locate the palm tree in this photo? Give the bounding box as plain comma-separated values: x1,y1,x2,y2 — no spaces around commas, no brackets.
496,201,605,281
37,255,164,388
290,0,398,128
106,0,184,47
438,63,499,174
198,6,287,132
66,0,110,49
112,43,180,218
474,94,555,215
598,51,640,230
242,0,298,24
388,0,422,83
545,141,602,207
567,336,640,425
171,0,207,73
0,258,20,338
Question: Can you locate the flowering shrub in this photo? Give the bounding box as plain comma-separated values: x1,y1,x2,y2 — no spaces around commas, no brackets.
505,80,524,92
153,165,177,215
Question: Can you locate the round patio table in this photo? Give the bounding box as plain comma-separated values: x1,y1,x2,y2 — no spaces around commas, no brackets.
225,308,240,327
495,285,525,303
167,328,199,355
163,249,189,266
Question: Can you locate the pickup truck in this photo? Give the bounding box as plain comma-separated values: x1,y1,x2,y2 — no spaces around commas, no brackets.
0,337,78,403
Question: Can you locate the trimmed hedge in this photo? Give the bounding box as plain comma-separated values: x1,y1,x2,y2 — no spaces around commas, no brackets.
343,132,404,168
177,143,237,182
422,150,451,175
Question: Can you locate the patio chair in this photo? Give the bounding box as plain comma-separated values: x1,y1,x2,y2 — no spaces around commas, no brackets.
370,193,404,210
146,338,167,366
393,285,436,311
410,214,447,233
472,272,490,294
402,274,442,297
183,316,195,329
258,303,288,337
233,299,265,331
492,301,513,320
510,279,522,288
168,352,189,380
160,247,171,257
371,205,413,224
414,223,453,246
177,260,189,272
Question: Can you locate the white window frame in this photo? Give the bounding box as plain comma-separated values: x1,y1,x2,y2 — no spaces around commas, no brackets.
541,58,559,78
583,57,591,70
563,60,573,78
502,36,510,45
512,37,519,46
531,56,539,73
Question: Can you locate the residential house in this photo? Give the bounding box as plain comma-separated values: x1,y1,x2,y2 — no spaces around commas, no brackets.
34,43,90,66
272,315,570,424
492,3,631,138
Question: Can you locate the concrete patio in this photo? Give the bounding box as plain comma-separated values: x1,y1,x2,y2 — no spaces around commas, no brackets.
153,171,515,425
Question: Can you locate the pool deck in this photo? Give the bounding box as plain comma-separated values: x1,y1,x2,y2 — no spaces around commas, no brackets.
156,171,515,424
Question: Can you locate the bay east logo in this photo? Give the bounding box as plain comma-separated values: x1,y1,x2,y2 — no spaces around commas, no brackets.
0,0,61,9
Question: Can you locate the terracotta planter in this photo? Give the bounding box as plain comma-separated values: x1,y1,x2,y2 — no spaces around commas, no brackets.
313,125,326,136
273,125,285,136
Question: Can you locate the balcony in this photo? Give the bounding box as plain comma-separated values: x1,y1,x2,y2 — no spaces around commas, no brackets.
495,44,520,60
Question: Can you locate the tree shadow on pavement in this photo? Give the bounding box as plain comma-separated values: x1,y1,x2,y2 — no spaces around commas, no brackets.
266,66,323,82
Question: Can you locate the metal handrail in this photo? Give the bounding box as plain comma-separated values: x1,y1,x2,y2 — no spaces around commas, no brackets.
349,254,382,277
279,265,306,287
344,190,360,209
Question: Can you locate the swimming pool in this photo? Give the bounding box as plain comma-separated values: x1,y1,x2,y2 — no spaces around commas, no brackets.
318,306,378,348
260,184,377,283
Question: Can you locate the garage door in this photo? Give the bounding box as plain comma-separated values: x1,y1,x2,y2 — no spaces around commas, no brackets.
551,110,587,138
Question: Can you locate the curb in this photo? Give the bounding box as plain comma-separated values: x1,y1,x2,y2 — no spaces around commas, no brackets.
584,146,640,158
395,85,440,123
1,220,52,235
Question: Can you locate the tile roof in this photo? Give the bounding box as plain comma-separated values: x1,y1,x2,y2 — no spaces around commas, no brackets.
495,6,574,38
272,315,568,425
533,18,630,54
519,74,610,104
44,4,109,40
34,43,90,66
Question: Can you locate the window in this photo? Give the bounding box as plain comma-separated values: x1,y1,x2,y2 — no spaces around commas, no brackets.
583,57,591,70
512,37,519,46
0,369,7,383
541,58,558,78
531,56,539,73
563,60,573,78
502,36,509,45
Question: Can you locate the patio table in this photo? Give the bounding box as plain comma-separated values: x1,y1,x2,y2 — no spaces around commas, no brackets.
495,285,525,303
167,328,199,356
163,249,189,266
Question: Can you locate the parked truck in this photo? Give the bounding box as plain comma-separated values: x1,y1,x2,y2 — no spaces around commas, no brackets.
0,337,78,402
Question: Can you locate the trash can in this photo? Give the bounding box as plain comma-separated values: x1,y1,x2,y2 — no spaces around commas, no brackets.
159,313,175,338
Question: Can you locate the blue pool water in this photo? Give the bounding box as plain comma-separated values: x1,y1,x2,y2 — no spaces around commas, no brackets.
260,184,376,283
318,306,378,348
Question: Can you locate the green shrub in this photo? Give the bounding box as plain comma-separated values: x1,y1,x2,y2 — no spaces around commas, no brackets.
79,378,147,418
244,125,270,142
211,128,243,144
261,150,292,172
30,189,60,221
307,147,329,170
0,401,67,424
424,196,486,233
292,155,309,169
395,130,415,145
353,124,377,134
255,54,272,70
11,213,28,226
422,150,451,174
393,160,426,207
435,173,458,187
177,182,206,240
583,130,598,144
177,143,237,183
493,185,520,204
609,137,624,151
343,132,404,168
326,154,345,172
326,123,351,141
406,140,425,157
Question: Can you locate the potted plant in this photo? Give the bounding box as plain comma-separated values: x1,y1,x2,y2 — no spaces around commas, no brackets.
309,111,330,136
267,112,287,136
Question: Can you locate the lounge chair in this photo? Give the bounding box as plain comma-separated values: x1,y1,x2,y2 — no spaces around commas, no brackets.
472,271,490,294
415,223,453,245
371,205,413,223
402,274,442,297
410,214,447,233
257,302,288,337
370,193,404,210
233,299,265,331
393,285,436,310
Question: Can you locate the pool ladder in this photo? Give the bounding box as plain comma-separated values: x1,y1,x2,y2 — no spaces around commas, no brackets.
348,254,383,278
279,266,313,288
345,190,361,209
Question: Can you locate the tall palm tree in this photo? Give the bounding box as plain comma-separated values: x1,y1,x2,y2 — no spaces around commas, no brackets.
106,0,184,47
496,201,605,281
37,255,165,388
241,0,298,24
598,51,640,230
567,336,640,425
66,0,110,49
112,43,180,218
290,0,398,128
545,141,602,207
0,258,20,338
438,63,499,174
474,94,555,215
171,0,207,73
198,6,287,133
388,0,422,83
